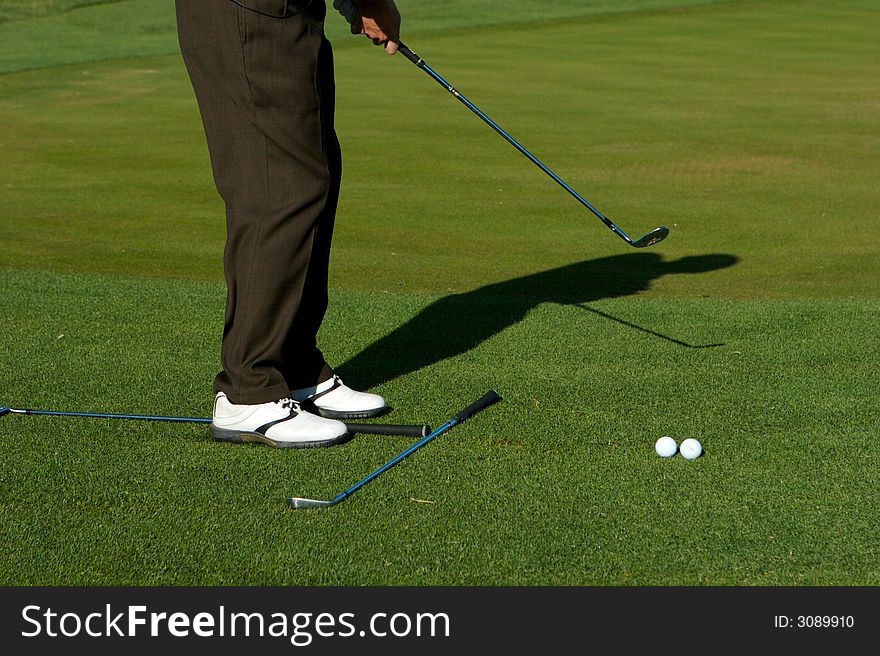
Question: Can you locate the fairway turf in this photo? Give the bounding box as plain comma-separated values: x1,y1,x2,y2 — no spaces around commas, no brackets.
1,0,879,585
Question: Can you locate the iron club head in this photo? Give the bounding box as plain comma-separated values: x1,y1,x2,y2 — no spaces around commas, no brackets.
631,226,670,248
287,497,337,509
0,406,11,417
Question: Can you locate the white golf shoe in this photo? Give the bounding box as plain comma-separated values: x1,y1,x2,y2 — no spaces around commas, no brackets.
291,375,387,419
210,392,351,448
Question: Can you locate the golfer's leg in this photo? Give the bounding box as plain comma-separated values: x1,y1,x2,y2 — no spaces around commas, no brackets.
176,0,333,405
282,32,342,391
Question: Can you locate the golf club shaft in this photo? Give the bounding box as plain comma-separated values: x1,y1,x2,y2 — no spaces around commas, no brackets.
288,389,502,508
399,43,669,248
3,407,430,437
398,43,636,244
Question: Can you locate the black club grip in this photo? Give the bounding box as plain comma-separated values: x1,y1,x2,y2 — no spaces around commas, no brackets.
345,423,431,437
453,389,502,424
398,42,422,66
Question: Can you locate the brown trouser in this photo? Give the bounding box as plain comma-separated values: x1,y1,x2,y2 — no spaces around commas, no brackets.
176,0,338,404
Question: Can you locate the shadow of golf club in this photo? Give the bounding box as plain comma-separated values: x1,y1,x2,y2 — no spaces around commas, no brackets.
337,252,739,390
573,304,725,349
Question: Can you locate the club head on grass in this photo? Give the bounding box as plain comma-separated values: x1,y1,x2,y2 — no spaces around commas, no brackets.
287,497,337,509
0,406,10,417
631,226,669,248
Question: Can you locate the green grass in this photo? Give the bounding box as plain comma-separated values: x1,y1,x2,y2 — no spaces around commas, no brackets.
1,0,879,585
3,0,878,295
2,267,878,584
0,0,735,73
0,0,111,22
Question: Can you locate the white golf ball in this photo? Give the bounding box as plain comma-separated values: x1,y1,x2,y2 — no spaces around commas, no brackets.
655,436,677,457
680,438,703,460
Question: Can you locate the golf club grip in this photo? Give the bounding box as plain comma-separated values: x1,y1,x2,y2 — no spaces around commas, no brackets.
398,42,421,65
454,389,502,424
346,423,431,437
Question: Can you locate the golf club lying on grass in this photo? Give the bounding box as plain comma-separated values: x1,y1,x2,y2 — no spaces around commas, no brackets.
288,388,502,509
397,43,669,249
0,405,431,437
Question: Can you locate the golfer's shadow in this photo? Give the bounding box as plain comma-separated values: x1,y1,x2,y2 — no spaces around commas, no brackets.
337,253,739,390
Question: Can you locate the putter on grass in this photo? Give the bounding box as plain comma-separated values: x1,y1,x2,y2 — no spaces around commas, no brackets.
398,43,668,249
288,389,502,508
0,406,430,437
